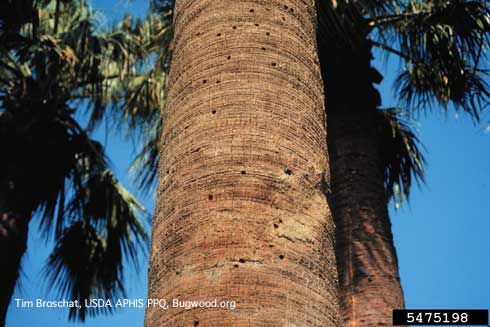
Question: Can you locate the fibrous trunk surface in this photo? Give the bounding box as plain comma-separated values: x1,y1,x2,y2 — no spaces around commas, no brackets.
145,1,340,326
318,23,406,326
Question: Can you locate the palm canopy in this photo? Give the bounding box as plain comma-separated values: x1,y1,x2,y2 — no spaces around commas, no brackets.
317,0,490,203
323,0,490,118
0,0,168,321
127,0,173,193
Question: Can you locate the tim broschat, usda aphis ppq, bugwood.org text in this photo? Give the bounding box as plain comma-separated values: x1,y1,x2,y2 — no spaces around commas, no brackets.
14,298,237,310
148,298,237,310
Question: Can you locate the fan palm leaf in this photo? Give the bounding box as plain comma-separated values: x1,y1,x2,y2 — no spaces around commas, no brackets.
0,0,161,321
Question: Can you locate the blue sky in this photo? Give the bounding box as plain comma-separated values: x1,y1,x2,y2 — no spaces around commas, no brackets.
6,1,490,326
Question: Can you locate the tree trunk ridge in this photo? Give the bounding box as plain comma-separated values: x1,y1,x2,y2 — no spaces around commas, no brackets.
145,1,340,326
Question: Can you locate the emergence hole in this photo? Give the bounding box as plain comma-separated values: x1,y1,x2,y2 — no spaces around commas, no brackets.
279,254,285,260
271,62,277,67
261,47,266,51
284,5,288,9
233,264,239,268
211,110,217,114
273,223,279,229
266,32,270,36
217,33,221,36
238,258,246,263
194,321,199,326
255,23,259,26
249,9,254,12
241,170,246,175
232,26,237,29
216,80,220,84
208,194,214,200
227,55,231,59
203,80,207,84
284,168,292,175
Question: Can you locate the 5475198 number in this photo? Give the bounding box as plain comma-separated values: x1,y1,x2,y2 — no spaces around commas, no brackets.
393,309,489,326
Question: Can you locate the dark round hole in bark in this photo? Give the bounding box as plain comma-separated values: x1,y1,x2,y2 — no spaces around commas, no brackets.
208,194,214,200
255,23,259,26
238,258,246,263
233,264,239,268
227,55,231,59
211,110,217,114
241,170,246,175
249,9,254,12
217,33,221,36
175,271,180,275
284,168,292,175
194,321,199,326
216,80,220,84
261,47,266,51
279,254,285,260
266,32,270,36
232,26,237,29
284,5,288,9
273,223,279,229
202,80,207,84
290,8,294,12
269,244,274,248
271,62,277,66
282,17,286,21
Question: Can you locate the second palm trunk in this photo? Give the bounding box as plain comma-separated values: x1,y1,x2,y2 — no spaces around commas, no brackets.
145,1,340,326
318,24,406,327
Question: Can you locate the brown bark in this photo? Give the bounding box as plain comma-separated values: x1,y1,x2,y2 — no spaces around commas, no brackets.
145,1,340,326
317,13,406,327
327,103,405,327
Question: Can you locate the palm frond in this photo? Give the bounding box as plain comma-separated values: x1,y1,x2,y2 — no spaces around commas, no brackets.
1,1,152,322
44,168,148,321
317,0,404,50
375,108,426,208
44,221,119,321
394,61,490,118
150,0,174,17
130,116,161,194
378,0,490,120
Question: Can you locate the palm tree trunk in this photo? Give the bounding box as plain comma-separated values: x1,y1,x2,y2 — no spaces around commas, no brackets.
145,1,340,326
0,209,28,327
318,30,406,327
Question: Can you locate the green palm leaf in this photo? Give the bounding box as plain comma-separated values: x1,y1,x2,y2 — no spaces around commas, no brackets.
375,108,426,207
0,0,156,321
